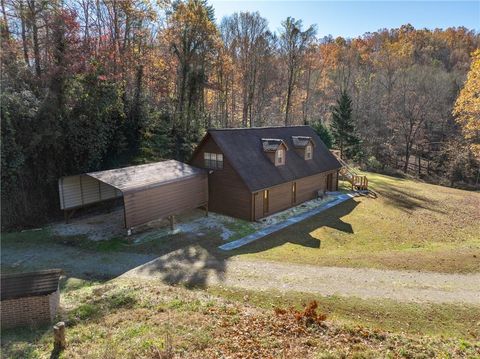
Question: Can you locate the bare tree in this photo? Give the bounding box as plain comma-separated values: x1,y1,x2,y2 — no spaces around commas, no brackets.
279,17,316,126
390,65,453,172
221,11,270,127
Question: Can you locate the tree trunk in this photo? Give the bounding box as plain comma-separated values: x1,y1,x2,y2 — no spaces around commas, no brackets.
302,66,312,125
20,1,29,67
28,1,41,77
285,67,294,126
1,0,9,35
404,142,411,174
242,91,248,127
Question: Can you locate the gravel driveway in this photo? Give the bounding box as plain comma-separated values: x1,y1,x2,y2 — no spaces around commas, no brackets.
3,235,479,304
124,248,480,305
2,243,157,280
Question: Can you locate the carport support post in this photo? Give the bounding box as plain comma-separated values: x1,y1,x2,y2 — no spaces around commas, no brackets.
169,215,176,231
64,209,76,224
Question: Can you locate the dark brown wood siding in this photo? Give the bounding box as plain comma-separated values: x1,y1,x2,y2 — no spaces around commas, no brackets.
190,135,251,220
267,182,292,215
296,171,325,203
252,169,338,220
123,173,208,228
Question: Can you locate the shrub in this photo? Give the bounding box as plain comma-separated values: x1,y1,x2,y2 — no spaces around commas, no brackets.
106,289,137,309
70,303,100,321
366,156,382,171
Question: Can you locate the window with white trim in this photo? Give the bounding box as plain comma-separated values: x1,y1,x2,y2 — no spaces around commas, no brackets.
204,152,223,169
305,144,313,160
276,148,285,166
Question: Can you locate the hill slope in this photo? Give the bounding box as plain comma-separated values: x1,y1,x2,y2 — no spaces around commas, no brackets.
235,172,480,273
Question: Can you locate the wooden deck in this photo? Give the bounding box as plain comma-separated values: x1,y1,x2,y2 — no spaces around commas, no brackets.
331,150,369,190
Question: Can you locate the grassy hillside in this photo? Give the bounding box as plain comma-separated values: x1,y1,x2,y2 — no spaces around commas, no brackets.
2,173,479,358
2,278,479,358
234,172,480,273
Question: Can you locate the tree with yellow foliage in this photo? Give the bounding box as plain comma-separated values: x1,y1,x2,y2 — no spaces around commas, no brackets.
453,49,480,160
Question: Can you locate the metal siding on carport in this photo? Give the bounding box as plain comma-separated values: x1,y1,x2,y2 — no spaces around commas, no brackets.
58,160,208,229
123,173,208,228
58,175,121,210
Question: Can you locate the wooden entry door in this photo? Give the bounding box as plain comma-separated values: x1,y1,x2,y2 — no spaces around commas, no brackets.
263,190,269,216
326,173,333,191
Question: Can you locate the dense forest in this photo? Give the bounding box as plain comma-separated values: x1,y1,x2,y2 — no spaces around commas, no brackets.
1,0,479,229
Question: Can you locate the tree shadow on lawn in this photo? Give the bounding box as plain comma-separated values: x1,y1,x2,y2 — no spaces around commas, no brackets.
2,198,359,290
0,323,52,359
117,199,360,289
224,199,358,258
373,184,445,214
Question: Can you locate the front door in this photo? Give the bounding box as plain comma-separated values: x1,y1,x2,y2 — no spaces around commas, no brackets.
326,173,333,191
263,190,269,216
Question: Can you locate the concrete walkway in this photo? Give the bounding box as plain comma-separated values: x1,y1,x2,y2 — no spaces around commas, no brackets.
219,192,357,251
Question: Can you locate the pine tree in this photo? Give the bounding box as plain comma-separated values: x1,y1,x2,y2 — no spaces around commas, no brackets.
331,91,360,159
311,121,333,149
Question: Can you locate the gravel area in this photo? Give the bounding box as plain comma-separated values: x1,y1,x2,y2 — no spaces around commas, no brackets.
125,249,480,305
50,194,340,242
2,243,157,280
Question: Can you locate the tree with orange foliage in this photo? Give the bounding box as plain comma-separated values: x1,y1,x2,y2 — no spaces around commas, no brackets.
453,49,480,160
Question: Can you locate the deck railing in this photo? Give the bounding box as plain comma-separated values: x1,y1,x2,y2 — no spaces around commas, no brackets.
330,149,369,190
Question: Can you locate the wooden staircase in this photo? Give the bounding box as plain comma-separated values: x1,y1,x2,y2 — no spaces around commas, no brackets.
331,150,369,190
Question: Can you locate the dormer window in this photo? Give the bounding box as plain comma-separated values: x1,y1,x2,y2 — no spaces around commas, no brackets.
261,138,288,167
292,136,315,160
276,148,285,166
305,144,313,160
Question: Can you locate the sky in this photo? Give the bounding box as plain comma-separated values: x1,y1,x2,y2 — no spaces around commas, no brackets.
210,1,480,38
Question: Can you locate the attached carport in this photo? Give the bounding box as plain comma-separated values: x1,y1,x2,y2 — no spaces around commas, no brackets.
58,160,208,232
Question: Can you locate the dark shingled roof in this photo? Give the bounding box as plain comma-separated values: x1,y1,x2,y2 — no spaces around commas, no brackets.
261,138,288,152
292,136,314,148
1,269,63,300
208,126,341,192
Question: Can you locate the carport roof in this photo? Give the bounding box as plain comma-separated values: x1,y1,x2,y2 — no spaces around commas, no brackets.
87,160,204,193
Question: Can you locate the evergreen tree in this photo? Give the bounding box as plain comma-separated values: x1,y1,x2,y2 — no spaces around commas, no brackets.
331,91,360,159
311,121,333,149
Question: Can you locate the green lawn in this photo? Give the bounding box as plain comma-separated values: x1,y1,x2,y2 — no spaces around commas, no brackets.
230,172,480,273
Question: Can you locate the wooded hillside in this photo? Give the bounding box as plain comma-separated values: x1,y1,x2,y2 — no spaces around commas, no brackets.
1,0,479,228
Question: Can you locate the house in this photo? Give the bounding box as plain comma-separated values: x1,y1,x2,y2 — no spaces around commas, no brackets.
190,126,342,221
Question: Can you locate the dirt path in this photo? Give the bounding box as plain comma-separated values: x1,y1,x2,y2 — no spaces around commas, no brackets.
124,250,480,305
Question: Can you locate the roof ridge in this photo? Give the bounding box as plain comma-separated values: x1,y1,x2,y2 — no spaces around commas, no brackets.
208,125,310,131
